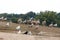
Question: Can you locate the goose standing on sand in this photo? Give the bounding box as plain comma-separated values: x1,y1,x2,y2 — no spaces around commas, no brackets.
17,30,21,34
16,25,21,34
49,23,53,27
54,23,57,27
16,25,21,31
4,18,7,21
23,31,28,34
28,31,32,35
42,20,46,26
6,22,10,27
0,16,4,20
28,23,34,27
38,31,47,35
37,20,40,25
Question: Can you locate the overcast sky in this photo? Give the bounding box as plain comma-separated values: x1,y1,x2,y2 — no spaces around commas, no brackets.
0,0,60,14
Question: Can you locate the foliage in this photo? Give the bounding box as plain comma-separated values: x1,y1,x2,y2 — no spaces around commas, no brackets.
0,11,60,27
35,11,58,26
11,17,18,23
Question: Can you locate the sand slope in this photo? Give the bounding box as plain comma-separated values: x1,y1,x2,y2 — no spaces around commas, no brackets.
0,32,35,40
0,32,60,40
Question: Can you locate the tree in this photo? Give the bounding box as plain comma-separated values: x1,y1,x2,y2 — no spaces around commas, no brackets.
20,11,36,20
57,13,60,27
11,17,18,23
35,11,57,26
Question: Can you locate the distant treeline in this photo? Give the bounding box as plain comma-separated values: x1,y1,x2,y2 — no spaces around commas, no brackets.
0,11,60,27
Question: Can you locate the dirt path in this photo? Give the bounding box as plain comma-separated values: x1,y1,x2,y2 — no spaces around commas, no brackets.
0,32,60,40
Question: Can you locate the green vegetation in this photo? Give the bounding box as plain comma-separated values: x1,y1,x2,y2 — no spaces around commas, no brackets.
0,11,60,27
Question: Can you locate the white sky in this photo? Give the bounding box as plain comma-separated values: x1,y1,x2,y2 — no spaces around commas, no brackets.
0,0,60,14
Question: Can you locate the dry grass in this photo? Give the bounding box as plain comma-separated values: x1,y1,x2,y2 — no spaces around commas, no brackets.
0,21,60,37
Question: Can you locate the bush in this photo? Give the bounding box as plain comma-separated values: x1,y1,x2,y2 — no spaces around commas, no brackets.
11,17,18,23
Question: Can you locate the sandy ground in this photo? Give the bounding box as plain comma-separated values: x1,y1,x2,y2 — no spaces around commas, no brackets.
0,32,60,40
0,32,35,40
0,21,60,40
